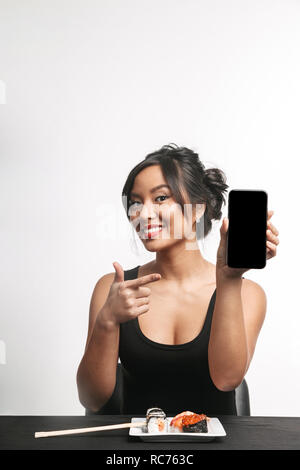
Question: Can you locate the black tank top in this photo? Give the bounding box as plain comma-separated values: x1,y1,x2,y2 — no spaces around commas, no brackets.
119,265,237,416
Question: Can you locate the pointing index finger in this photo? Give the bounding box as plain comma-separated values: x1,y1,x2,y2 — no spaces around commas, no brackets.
125,273,161,288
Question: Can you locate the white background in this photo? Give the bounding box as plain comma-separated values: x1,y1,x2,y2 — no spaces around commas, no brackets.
0,0,299,416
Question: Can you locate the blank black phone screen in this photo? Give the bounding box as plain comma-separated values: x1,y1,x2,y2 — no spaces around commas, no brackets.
226,190,268,269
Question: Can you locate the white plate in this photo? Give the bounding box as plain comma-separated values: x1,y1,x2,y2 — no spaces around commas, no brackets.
129,417,226,442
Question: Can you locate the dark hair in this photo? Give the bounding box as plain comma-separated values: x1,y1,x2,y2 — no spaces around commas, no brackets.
122,143,229,238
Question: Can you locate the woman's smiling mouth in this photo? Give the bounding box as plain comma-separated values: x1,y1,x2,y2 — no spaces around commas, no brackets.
140,224,164,238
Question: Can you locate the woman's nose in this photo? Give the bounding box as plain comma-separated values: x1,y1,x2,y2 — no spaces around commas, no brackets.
139,201,159,222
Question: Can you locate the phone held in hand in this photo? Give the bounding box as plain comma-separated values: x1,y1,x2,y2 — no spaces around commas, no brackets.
226,189,268,269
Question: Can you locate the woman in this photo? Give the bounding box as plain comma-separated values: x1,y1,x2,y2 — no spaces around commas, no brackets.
76,144,279,415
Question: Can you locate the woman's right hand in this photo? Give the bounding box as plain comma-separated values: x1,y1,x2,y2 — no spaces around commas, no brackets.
98,261,161,326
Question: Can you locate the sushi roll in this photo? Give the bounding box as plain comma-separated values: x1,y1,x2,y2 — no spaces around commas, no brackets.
169,411,194,433
146,407,167,433
182,413,208,433
147,416,168,433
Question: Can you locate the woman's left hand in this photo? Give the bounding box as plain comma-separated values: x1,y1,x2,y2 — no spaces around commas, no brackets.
216,210,280,279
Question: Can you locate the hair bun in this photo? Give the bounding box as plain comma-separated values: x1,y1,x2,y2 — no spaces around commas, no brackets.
203,167,229,215
204,167,225,185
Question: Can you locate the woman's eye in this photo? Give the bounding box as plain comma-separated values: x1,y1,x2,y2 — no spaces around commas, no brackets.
156,195,169,202
129,195,169,207
129,200,141,207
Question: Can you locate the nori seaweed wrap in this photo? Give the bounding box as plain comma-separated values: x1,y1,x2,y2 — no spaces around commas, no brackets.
182,413,208,433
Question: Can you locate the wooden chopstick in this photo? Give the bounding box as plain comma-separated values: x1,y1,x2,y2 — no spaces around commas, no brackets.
35,420,147,438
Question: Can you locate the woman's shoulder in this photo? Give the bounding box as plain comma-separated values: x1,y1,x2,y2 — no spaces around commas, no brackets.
241,277,267,298
95,262,141,285
240,278,267,323
95,271,115,286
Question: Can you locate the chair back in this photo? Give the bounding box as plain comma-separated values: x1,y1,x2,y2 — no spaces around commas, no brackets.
235,378,251,416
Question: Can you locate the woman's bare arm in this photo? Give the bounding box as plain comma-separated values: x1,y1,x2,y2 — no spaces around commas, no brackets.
208,212,277,391
208,274,267,391
76,262,160,413
76,273,119,413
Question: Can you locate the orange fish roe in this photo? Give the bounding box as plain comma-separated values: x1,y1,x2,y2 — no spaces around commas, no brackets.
182,413,207,426
157,419,165,431
170,411,194,428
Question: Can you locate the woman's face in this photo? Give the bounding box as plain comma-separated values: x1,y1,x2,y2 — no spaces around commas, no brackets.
128,165,205,252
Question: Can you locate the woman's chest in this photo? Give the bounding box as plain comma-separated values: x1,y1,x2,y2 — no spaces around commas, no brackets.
137,285,216,345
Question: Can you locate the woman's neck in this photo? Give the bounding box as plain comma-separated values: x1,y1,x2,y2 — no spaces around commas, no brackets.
153,241,212,284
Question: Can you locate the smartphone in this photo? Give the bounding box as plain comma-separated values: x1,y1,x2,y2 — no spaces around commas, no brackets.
226,190,268,269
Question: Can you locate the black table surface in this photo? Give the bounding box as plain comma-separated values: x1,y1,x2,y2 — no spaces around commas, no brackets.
0,415,299,450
